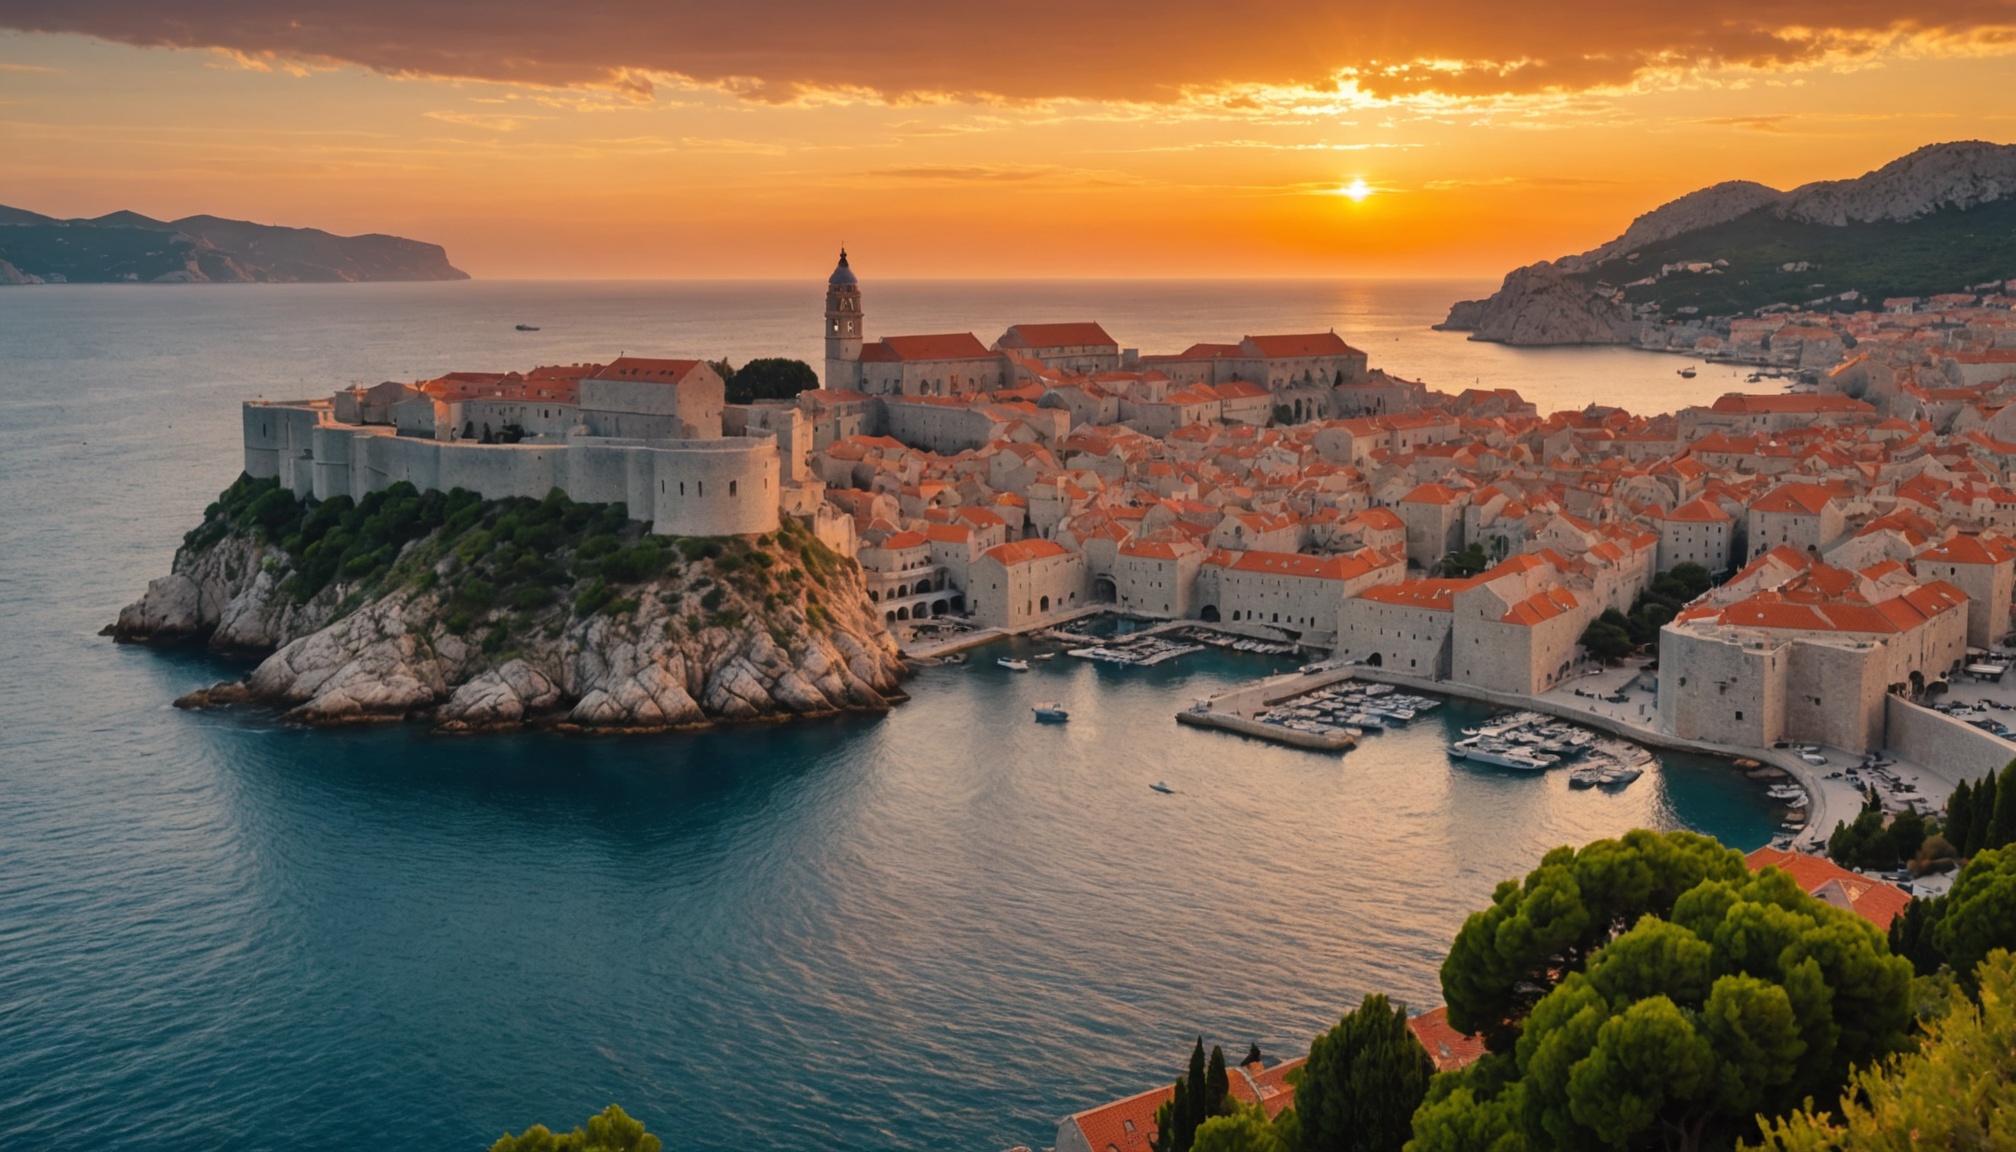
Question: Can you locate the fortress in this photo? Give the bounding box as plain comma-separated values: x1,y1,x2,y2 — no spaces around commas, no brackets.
243,356,808,539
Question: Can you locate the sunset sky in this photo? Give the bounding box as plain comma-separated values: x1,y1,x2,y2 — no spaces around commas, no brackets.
3,3,2014,279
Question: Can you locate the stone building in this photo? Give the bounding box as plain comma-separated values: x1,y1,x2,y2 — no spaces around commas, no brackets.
243,353,786,539
1912,533,2016,648
1651,495,1736,574
1747,482,1849,559
968,539,1089,630
1199,545,1405,641
1658,549,1969,753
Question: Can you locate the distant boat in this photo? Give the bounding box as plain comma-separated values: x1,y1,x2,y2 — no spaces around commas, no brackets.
942,653,967,665
1677,366,1697,378
515,323,540,331
997,658,1030,671
1032,702,1069,723
1032,652,1056,661
1149,781,1175,794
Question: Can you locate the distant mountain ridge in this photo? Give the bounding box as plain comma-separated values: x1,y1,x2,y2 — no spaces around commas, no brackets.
1443,141,2016,346
0,206,468,285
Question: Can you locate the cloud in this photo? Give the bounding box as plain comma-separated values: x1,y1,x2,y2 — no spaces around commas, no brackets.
422,109,549,131
3,2,2016,105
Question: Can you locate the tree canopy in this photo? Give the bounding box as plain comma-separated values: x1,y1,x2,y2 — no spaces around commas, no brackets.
1412,867,1913,1152
490,1105,661,1152
1295,993,1434,1152
1439,829,1751,1051
1192,1105,1291,1152
722,357,819,404
1932,846,2016,991
1155,1038,1234,1152
1748,950,2016,1152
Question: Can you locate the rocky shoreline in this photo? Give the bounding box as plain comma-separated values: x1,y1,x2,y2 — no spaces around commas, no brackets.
110,477,908,734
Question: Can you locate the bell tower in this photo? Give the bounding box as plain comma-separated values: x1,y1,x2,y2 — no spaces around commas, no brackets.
823,248,863,389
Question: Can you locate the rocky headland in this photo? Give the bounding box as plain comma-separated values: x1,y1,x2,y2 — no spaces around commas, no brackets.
110,477,906,732
1441,140,2016,348
0,204,468,284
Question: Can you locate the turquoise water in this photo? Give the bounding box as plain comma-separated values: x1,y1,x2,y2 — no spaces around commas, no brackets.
0,282,1778,1150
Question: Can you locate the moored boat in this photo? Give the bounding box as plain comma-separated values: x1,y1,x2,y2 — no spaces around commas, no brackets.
1032,702,1069,723
997,658,1030,671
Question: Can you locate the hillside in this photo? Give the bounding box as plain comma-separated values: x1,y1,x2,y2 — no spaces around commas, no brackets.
0,206,468,284
1443,141,2016,345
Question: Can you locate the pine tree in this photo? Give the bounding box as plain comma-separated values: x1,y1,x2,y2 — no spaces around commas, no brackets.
1947,778,1975,861
1988,762,2016,852
1969,770,1998,856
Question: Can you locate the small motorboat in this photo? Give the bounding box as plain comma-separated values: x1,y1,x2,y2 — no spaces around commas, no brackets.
1032,702,1069,723
1149,781,1175,794
997,658,1030,671
1032,652,1056,661
1677,366,1697,378
514,323,541,331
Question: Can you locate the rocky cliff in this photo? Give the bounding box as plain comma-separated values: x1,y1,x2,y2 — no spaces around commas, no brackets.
1443,140,2016,346
111,477,906,731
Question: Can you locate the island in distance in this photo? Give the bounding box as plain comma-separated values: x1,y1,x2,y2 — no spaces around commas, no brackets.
1443,139,2016,347
0,204,468,284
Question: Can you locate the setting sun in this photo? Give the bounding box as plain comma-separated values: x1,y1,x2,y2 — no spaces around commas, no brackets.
1342,178,1373,202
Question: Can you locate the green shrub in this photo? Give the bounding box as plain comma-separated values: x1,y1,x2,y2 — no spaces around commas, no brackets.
700,587,725,611
510,584,555,611
574,578,613,617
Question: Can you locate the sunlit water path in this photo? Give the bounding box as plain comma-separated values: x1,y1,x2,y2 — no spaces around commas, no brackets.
0,281,1772,1150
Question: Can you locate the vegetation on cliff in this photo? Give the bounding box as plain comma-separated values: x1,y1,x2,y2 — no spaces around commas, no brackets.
1569,197,2016,318
118,475,903,729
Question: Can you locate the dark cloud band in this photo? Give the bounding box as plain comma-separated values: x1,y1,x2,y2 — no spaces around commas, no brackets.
2,1,2012,101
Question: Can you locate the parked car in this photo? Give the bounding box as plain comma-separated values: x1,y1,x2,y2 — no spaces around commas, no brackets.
1799,752,1828,766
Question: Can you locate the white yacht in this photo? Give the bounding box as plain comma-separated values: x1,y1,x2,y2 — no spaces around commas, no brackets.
997,658,1030,672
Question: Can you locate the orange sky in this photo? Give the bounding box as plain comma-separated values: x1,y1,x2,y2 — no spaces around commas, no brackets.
2,4,2014,279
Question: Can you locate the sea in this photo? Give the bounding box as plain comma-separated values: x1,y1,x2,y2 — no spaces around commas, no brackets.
0,280,1776,1151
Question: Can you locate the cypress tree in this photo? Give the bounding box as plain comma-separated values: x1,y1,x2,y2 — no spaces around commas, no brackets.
1948,779,1975,862
1159,1077,1191,1152
1180,1037,1208,1149
1205,1045,1230,1116
1989,762,2016,852
1970,770,1999,856
1242,1042,1262,1067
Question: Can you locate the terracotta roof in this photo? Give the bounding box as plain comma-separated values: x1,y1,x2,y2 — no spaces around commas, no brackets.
999,322,1117,349
879,530,928,550
590,356,705,384
1214,546,1401,581
1400,483,1465,506
983,538,1072,566
1745,847,1912,930
1356,578,1474,610
1502,586,1580,626
1663,496,1732,523
1063,1084,1170,1152
867,333,994,361
1406,1007,1487,1072
1244,332,1360,358
1917,534,2016,565
1709,393,1876,415
1752,483,1841,516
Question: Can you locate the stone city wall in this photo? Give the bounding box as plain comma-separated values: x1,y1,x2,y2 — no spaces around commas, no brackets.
1883,696,2014,787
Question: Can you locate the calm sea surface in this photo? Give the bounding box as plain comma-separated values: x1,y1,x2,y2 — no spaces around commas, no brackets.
0,281,1774,1151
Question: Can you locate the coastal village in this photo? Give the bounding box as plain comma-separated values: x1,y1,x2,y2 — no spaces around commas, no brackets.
241,251,2016,1150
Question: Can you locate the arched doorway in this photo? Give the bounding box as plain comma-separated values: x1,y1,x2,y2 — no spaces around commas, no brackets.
1200,605,1220,622
896,607,909,620
1039,595,1050,612
932,599,948,615
1092,576,1117,602
1367,652,1383,667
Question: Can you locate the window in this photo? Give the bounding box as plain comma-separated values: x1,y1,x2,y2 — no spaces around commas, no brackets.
698,481,704,496
1735,710,1744,721
730,480,737,496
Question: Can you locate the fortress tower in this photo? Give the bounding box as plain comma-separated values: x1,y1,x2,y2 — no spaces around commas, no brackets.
824,249,863,390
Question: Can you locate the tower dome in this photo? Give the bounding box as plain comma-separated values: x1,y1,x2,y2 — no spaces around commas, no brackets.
828,248,858,287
